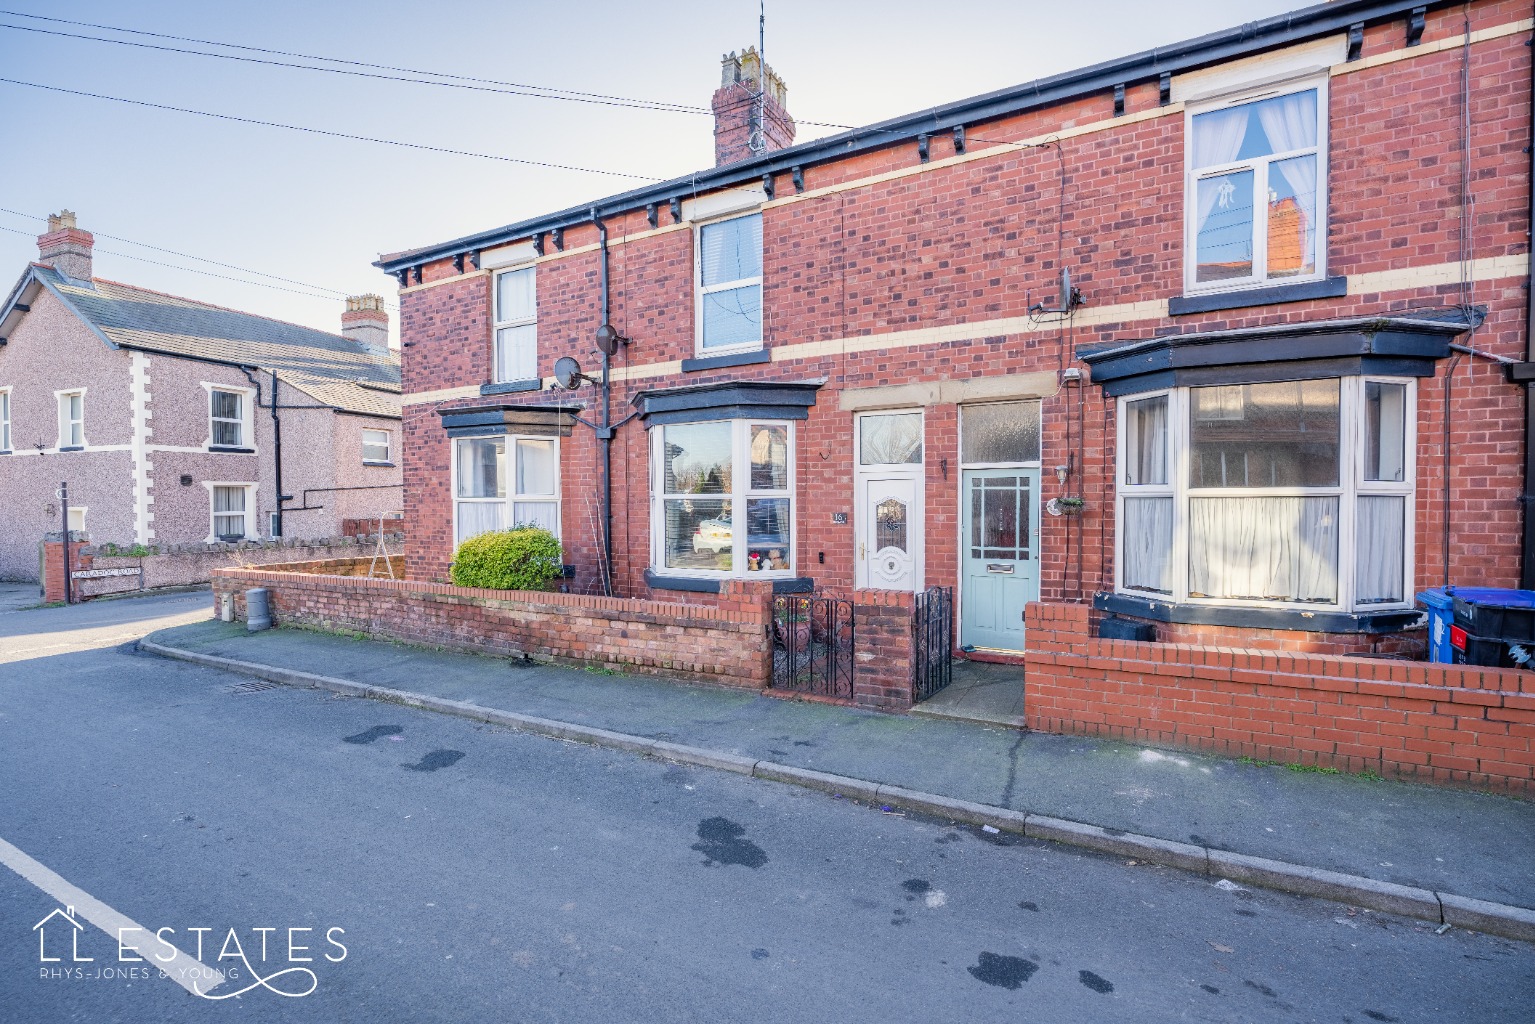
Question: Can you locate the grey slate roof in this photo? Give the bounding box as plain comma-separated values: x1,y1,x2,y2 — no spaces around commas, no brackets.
31,266,401,418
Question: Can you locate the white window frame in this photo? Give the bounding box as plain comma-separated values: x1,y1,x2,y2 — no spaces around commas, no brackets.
0,387,11,452
449,434,561,547
55,388,85,448
492,265,538,384
1183,75,1328,295
204,482,257,543
66,506,87,534
649,419,795,579
694,211,764,357
204,383,254,450
362,428,393,465
1114,377,1416,614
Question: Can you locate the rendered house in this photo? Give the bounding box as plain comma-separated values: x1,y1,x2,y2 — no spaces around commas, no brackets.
380,0,1532,659
0,213,403,583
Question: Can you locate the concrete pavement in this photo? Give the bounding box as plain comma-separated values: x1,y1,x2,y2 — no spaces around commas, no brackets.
142,618,1535,935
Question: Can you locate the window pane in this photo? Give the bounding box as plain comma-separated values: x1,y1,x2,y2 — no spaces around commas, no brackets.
700,214,762,286
1188,496,1338,603
213,486,246,513
1189,379,1339,488
495,267,536,324
455,501,505,544
665,497,731,571
962,401,1040,464
1191,90,1316,168
662,423,732,494
1194,169,1254,282
516,438,556,496
456,438,505,498
1363,382,1407,482
1267,155,1318,279
746,498,790,569
512,500,559,534
495,324,538,382
1123,496,1174,594
363,431,390,462
700,284,762,350
69,394,82,419
875,497,909,553
749,424,788,489
211,391,241,420
1124,395,1168,486
860,413,923,466
1356,496,1405,604
213,420,242,447
973,476,1028,560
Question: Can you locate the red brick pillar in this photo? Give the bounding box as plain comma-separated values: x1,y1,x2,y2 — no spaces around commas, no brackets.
42,540,92,604
719,578,775,687
849,588,917,711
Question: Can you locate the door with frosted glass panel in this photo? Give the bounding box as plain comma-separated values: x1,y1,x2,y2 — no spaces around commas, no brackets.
959,402,1041,652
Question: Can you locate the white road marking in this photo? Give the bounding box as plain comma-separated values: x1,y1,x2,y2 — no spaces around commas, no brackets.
0,835,224,996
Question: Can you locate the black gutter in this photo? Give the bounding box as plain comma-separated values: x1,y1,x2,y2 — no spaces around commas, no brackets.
376,0,1459,273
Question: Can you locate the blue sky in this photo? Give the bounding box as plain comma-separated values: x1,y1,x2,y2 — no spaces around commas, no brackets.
0,1,1300,340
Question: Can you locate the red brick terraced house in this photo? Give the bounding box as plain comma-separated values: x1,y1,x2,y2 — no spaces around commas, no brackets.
379,0,1535,663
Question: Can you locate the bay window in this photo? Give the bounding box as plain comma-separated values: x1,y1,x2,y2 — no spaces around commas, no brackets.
453,435,559,545
1186,80,1325,291
651,419,793,576
1117,377,1413,612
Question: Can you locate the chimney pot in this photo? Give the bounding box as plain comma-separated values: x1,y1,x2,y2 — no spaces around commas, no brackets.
341,293,391,354
712,46,795,167
37,210,93,281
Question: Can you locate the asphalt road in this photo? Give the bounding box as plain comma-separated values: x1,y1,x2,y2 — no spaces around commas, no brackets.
0,594,1531,1022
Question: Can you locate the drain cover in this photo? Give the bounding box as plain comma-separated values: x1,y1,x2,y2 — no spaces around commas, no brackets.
226,679,281,695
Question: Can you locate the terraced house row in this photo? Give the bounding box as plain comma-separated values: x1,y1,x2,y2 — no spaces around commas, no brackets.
378,0,1535,662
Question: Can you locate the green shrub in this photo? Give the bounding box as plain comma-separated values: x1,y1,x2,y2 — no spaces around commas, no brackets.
450,527,563,591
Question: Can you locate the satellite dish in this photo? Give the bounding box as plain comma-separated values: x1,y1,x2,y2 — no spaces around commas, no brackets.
595,323,625,356
553,356,585,390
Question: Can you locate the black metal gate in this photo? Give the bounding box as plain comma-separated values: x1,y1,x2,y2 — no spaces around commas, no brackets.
912,585,954,702
771,594,855,699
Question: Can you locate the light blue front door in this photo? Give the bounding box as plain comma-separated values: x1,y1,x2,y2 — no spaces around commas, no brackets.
960,469,1040,651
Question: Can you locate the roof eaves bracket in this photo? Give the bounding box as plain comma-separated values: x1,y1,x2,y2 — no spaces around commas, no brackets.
1158,72,1171,106
1347,22,1365,61
1113,83,1125,116
1407,6,1426,47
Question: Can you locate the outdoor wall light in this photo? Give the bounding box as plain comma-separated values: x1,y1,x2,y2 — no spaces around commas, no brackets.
1055,464,1069,486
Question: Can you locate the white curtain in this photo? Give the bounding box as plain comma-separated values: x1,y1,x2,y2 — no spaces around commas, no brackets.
455,501,505,544
1256,92,1318,269
1355,496,1405,604
1126,397,1167,485
1192,106,1250,233
1188,496,1337,603
512,501,559,534
1123,497,1174,593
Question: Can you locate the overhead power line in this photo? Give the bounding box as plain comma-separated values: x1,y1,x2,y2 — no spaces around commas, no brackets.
0,223,360,303
0,11,708,113
0,211,397,309
0,77,663,181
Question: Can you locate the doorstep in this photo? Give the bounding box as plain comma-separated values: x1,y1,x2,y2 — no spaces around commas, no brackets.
909,659,1027,728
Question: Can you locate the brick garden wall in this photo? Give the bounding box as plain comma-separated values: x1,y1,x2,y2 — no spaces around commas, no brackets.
1024,602,1535,794
212,563,776,688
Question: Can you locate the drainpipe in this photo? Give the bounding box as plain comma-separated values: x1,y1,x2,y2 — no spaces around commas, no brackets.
239,368,285,539
594,207,615,597
1522,16,1535,588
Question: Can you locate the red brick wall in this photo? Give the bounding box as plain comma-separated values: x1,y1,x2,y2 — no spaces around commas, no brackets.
41,541,91,604
395,1,1533,649
212,563,774,688
1024,602,1535,794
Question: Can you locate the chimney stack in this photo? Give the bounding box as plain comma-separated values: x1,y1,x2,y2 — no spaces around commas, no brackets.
37,211,93,281
341,294,391,354
712,48,795,166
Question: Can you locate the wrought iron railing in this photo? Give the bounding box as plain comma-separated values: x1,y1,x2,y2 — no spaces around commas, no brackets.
771,594,855,699
912,585,954,702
